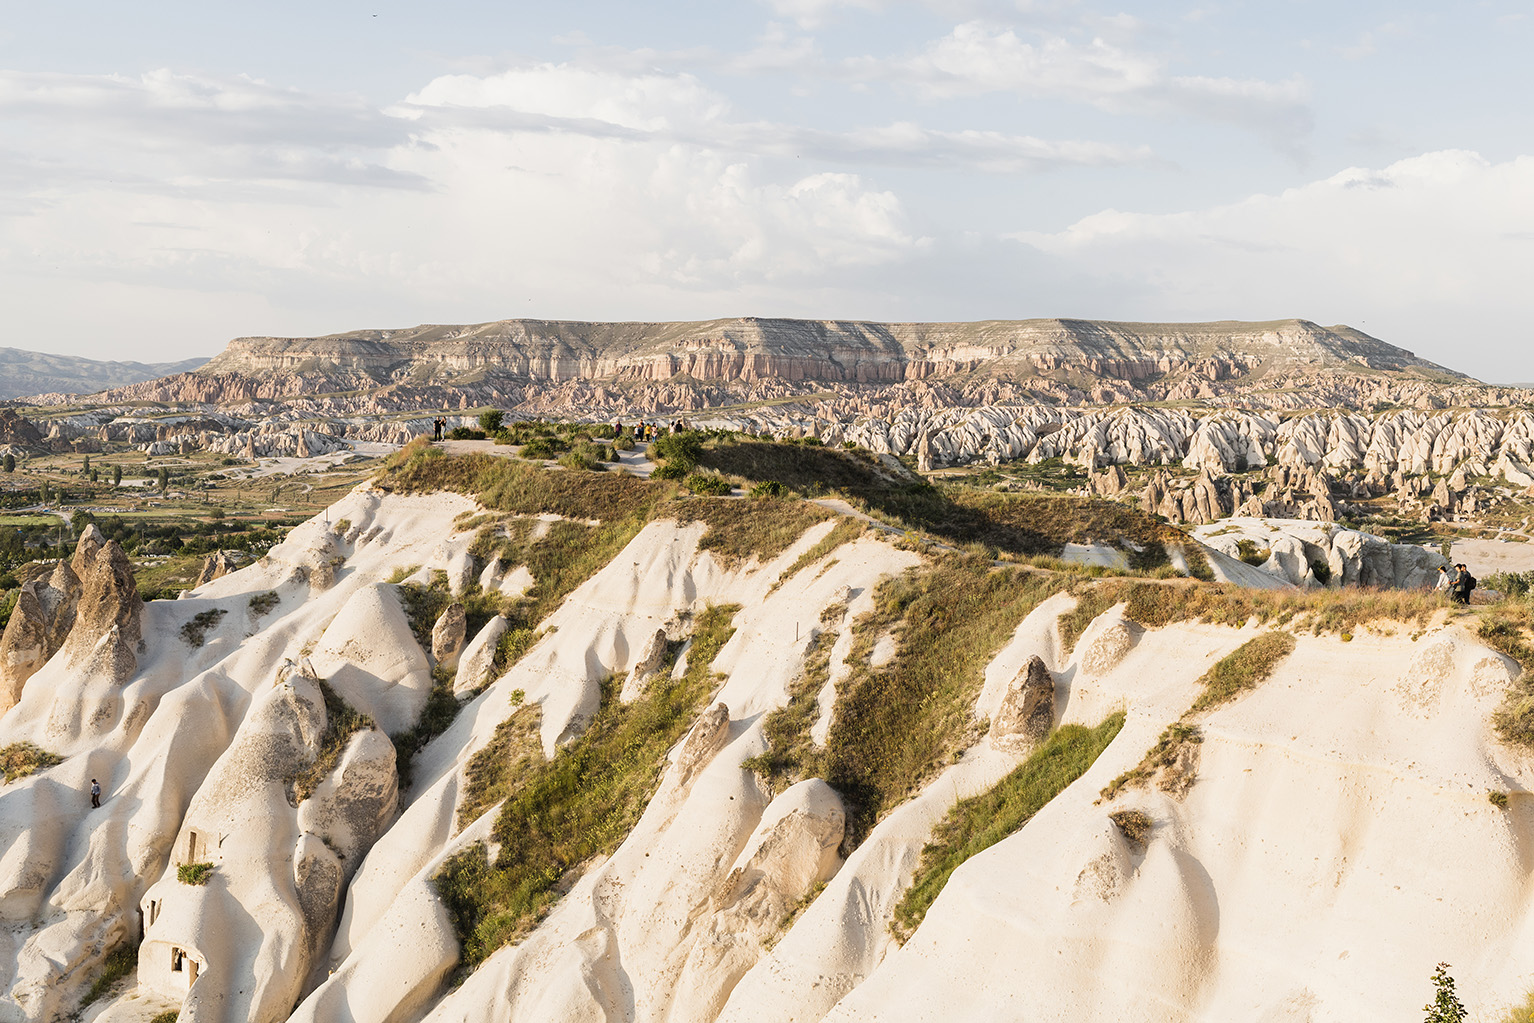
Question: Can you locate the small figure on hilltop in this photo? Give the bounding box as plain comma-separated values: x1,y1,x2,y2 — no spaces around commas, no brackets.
90,778,100,809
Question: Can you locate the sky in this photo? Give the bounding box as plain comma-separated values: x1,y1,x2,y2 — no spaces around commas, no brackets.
1,1,1531,382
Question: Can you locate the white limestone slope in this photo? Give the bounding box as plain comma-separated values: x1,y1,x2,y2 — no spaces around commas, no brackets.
4,481,1534,1023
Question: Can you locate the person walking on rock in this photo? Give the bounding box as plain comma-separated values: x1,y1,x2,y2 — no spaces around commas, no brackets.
90,778,101,809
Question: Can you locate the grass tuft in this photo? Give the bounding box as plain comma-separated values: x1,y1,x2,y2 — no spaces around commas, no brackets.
0,741,63,783
79,939,138,1009
890,712,1125,942
177,862,214,886
1109,808,1153,848
456,697,542,831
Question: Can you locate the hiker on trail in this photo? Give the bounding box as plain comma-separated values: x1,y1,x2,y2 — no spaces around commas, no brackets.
1435,565,1451,592
1451,563,1476,604
90,779,100,809
431,418,441,441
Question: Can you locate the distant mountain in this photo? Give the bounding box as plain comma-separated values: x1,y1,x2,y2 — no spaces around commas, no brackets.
0,347,208,400
90,316,1489,412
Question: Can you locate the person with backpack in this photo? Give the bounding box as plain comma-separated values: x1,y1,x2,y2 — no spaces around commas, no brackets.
1451,563,1476,604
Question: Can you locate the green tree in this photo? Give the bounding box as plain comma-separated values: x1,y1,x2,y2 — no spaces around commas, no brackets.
157,468,169,494
38,481,50,503
112,465,122,487
1424,963,1467,1023
90,468,99,483
82,455,90,474
478,409,504,434
1,454,12,473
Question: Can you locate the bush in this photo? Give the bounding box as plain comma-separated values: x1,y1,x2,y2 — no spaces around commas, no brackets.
649,431,703,468
178,862,215,886
650,461,687,480
479,410,504,433
179,609,227,647
0,741,63,783
447,428,487,441
684,473,732,496
519,438,556,460
558,452,603,472
150,1012,180,1023
1489,789,1510,809
750,480,786,497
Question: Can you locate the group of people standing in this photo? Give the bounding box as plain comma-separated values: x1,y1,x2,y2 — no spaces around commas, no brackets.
431,417,449,441
1436,562,1478,604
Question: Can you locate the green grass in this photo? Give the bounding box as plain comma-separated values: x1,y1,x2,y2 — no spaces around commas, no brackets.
821,556,1066,847
456,698,542,830
742,602,846,792
177,862,214,886
433,603,740,972
674,496,834,567
290,679,374,804
78,939,138,1009
890,712,1125,942
0,741,63,783
1189,632,1297,712
248,590,280,617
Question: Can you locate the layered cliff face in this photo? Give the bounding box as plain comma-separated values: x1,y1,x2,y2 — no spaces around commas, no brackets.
2,462,1533,1023
85,316,1472,409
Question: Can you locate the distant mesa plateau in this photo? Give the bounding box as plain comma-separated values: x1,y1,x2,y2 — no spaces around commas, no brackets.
3,315,1534,1023
61,315,1506,413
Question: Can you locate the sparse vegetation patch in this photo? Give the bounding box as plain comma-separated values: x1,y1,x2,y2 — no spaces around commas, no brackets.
433,603,740,973
291,679,373,804
79,939,139,1009
179,608,227,647
1189,632,1297,712
890,712,1125,943
0,741,63,783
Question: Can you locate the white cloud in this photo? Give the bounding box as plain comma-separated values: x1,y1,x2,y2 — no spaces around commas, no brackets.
845,21,1310,144
1014,150,1534,379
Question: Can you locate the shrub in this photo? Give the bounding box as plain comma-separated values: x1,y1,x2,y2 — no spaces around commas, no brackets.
650,461,687,480
684,473,732,496
178,862,215,886
447,427,487,441
247,591,280,617
519,438,556,460
0,742,63,783
1489,789,1510,809
750,479,787,497
1424,962,1467,1023
150,1012,180,1023
180,608,227,647
649,431,702,469
479,410,504,433
889,712,1125,942
1101,722,1202,800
